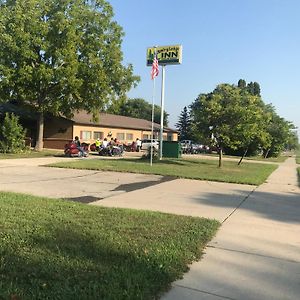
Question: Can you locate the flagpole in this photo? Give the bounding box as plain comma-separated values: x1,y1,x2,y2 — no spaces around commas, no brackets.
150,75,156,166
150,47,158,166
159,65,166,160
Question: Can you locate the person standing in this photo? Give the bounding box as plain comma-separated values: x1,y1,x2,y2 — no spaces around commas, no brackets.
74,136,85,157
136,138,142,152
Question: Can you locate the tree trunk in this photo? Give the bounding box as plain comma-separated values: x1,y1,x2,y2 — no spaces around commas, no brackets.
35,111,44,151
264,148,270,159
238,147,249,166
218,148,223,168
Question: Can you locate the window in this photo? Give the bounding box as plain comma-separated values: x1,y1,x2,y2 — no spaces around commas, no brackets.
94,131,104,140
116,133,125,140
143,134,149,139
126,133,133,140
80,131,92,140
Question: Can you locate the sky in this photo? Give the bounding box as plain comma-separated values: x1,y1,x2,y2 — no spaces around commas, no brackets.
109,0,300,136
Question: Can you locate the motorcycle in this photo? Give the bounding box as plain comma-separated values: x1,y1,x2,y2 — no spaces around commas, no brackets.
64,141,89,157
99,145,124,157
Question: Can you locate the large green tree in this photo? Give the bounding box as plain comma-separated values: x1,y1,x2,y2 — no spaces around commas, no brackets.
107,98,169,126
0,0,139,150
190,84,267,167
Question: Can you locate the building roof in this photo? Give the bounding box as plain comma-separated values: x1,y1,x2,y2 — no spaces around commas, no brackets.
71,111,178,133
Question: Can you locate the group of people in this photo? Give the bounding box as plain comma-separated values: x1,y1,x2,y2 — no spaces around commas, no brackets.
130,138,142,152
72,136,143,157
95,137,121,150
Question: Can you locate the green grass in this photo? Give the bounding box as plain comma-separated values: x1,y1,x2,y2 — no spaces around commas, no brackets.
0,149,64,159
49,157,277,185
297,168,300,187
0,192,220,300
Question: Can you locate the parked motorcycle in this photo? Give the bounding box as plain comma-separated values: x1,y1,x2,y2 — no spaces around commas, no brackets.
64,141,89,157
99,145,124,157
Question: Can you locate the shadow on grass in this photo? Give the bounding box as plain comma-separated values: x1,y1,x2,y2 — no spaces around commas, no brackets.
119,157,216,167
1,225,173,300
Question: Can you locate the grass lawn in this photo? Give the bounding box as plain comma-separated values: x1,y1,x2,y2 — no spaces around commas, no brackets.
298,168,300,187
0,149,63,159
0,192,219,300
49,157,277,185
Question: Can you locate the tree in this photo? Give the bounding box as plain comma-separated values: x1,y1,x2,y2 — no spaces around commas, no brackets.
107,98,169,126
176,106,192,140
262,104,295,157
246,81,261,96
0,0,139,150
0,113,26,153
190,84,267,167
237,79,246,89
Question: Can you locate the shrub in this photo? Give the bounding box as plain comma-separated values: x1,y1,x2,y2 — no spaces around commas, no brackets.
0,113,27,153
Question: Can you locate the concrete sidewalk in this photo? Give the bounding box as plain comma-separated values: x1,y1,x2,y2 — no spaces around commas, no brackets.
161,157,300,300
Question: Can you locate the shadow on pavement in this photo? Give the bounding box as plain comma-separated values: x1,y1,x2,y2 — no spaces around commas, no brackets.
64,195,103,204
111,176,176,193
190,189,300,224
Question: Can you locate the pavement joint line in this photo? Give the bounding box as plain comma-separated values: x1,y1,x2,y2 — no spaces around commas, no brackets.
222,186,258,224
173,284,238,300
206,245,300,264
0,171,104,184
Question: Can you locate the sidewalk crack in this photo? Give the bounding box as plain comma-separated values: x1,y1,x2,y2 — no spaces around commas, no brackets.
207,245,299,263
173,284,238,300
222,187,258,223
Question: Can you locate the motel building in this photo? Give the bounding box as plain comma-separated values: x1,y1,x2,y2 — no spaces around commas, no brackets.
0,103,178,149
43,111,178,149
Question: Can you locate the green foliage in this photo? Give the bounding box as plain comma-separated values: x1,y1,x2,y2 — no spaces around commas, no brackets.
176,106,192,140
107,98,169,126
262,104,295,157
190,84,267,165
0,0,139,149
246,81,261,96
190,80,296,161
0,192,219,299
50,157,278,185
0,113,26,153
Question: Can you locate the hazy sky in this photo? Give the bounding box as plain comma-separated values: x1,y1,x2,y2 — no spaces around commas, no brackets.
109,0,299,135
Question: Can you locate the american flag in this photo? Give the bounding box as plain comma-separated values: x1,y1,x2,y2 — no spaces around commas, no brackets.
151,53,159,80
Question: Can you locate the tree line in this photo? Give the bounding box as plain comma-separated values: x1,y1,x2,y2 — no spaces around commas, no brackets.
176,80,298,166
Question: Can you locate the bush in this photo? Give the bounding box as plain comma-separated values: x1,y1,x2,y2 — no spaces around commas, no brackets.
142,146,159,160
0,113,27,153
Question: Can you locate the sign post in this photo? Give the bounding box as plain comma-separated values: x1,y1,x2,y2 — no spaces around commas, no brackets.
147,45,182,160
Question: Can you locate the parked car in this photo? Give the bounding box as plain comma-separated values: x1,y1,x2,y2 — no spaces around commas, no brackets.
141,139,159,151
180,140,211,154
